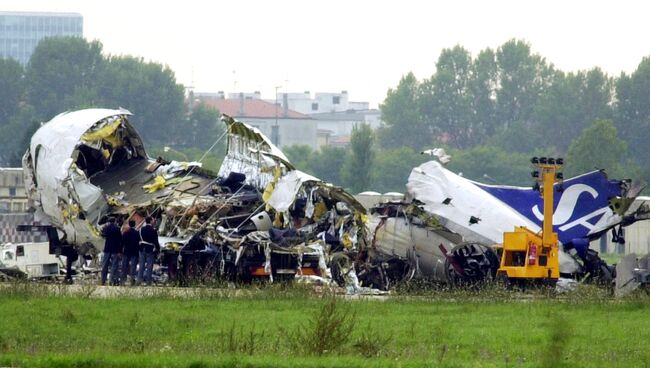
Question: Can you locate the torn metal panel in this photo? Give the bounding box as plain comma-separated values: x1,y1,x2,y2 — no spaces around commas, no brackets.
405,158,649,279
408,160,648,247
218,114,293,189
474,173,642,245
365,201,499,286
267,170,320,212
613,254,650,297
24,108,142,248
406,160,539,245
615,253,640,297
369,215,457,280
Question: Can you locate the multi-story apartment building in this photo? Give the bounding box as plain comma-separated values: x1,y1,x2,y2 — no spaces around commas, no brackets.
0,11,83,65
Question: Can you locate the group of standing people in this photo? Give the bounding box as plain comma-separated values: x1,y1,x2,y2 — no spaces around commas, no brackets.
100,216,160,286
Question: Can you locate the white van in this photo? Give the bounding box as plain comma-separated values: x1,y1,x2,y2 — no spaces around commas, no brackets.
0,242,63,278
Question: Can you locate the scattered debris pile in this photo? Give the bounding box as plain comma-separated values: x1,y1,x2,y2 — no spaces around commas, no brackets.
21,108,650,293
615,253,650,297
358,200,500,289
23,110,370,288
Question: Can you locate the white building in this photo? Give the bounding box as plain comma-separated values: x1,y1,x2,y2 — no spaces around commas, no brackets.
0,11,83,65
271,91,381,148
590,197,650,255
198,93,318,149
279,91,369,115
309,109,382,136
194,90,382,149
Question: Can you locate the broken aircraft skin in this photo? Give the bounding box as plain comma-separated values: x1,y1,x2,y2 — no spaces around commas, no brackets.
22,109,369,285
362,158,650,287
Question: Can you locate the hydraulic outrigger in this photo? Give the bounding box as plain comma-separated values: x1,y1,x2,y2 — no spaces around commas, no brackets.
497,157,563,281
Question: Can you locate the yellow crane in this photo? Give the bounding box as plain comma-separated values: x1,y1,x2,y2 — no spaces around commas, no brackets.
497,157,563,280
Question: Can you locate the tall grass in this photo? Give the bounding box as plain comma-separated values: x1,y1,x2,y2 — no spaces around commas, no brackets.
2,280,650,366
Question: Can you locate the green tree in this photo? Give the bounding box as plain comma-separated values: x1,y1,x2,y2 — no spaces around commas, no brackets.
495,39,554,129
447,145,533,186
487,119,547,154
342,124,374,193
565,119,627,177
371,146,424,193
25,37,104,119
615,57,650,162
97,55,185,144
0,105,39,166
533,68,613,151
0,58,24,124
470,48,499,139
420,45,475,148
282,145,315,174
310,146,348,185
378,73,430,149
177,103,225,153
581,68,614,124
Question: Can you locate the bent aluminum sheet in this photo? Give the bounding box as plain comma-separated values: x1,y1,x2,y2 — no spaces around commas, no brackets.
267,170,320,212
407,160,639,247
218,114,291,189
407,160,539,245
26,108,136,245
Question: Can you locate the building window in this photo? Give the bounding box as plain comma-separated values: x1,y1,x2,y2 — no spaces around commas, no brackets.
311,103,319,111
271,125,280,146
12,202,22,212
9,187,16,197
16,245,24,257
332,96,340,104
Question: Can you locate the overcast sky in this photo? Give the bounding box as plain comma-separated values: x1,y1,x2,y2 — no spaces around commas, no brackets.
4,0,649,107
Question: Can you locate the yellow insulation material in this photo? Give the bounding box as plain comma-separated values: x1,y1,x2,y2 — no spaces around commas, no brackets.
341,233,353,249
262,166,283,211
81,119,123,147
143,175,167,193
312,201,328,221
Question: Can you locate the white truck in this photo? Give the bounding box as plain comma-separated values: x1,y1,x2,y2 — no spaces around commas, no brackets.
0,242,63,278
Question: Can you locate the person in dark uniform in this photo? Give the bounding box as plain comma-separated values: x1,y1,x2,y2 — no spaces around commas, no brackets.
121,220,140,285
100,217,122,285
137,216,160,285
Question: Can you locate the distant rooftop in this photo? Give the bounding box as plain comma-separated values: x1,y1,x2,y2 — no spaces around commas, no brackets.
308,109,380,120
201,98,308,119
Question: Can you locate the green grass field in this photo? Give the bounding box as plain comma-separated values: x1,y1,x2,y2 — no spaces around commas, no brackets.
1,282,650,367
599,253,624,265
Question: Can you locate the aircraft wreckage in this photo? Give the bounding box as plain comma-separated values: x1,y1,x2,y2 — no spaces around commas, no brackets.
22,108,367,286
21,108,650,290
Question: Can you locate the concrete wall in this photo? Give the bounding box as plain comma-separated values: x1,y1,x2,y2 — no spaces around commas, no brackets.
589,198,650,255
0,168,28,213
310,110,383,140
317,120,358,137
282,92,314,114
590,219,650,255
280,91,370,115
238,117,318,149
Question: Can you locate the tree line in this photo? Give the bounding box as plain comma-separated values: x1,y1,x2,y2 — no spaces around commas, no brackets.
2,37,649,193
285,39,650,193
0,37,224,168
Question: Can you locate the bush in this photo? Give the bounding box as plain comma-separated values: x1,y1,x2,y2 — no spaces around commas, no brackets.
289,296,356,355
